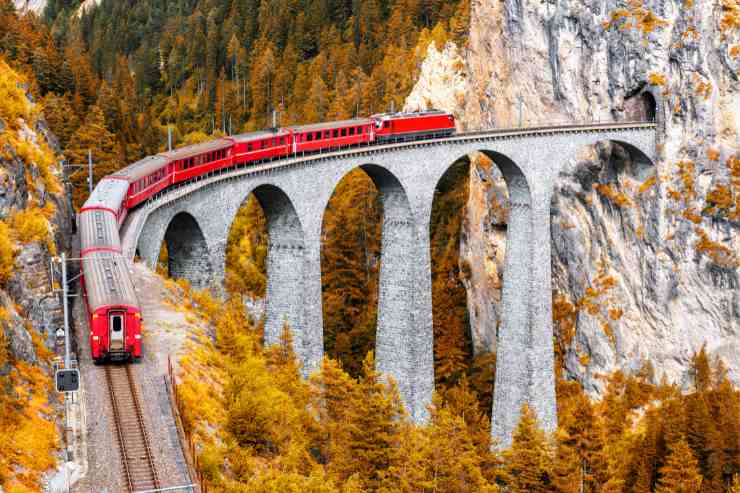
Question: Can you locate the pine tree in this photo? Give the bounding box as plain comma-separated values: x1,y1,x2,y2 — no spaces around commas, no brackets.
656,439,702,493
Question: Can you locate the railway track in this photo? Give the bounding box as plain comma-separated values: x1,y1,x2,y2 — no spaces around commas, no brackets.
105,364,160,493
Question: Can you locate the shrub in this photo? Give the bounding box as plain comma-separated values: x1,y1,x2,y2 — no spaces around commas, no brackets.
0,221,14,285
10,209,49,244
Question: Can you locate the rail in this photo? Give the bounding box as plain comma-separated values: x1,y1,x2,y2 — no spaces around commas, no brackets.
105,365,161,493
165,355,208,493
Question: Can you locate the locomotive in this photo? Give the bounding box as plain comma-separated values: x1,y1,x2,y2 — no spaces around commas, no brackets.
80,110,455,363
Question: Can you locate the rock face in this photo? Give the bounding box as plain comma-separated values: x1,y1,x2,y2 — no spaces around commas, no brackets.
12,0,46,15
0,85,75,369
406,0,739,394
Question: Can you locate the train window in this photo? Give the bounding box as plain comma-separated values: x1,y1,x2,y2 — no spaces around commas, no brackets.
384,121,390,128
307,133,313,141
315,131,321,140
359,127,364,134
341,128,347,136
324,131,330,139
333,129,339,138
111,314,123,332
247,143,253,151
349,127,355,136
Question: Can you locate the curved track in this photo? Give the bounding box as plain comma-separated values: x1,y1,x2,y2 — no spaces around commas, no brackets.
105,365,160,492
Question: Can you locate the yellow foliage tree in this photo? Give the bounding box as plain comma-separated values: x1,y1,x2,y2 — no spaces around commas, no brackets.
656,439,702,493
501,404,554,493
0,221,14,285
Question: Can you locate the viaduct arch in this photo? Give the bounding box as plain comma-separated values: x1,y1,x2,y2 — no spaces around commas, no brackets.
125,123,656,447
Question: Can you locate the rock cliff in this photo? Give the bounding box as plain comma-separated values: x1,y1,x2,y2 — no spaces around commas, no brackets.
405,0,739,394
0,83,74,370
0,59,75,489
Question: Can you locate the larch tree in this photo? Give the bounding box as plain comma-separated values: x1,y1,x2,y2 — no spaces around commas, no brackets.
64,104,119,207
41,92,79,149
330,353,405,490
552,385,605,493
502,404,554,493
656,439,702,493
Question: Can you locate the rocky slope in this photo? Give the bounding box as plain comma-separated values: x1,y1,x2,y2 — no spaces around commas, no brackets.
12,0,45,14
405,0,739,394
0,59,75,489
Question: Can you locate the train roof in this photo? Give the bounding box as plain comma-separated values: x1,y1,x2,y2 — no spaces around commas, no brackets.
158,138,233,161
112,155,171,182
79,209,121,252
231,129,290,142
291,118,373,133
82,251,139,310
371,110,450,119
82,177,130,211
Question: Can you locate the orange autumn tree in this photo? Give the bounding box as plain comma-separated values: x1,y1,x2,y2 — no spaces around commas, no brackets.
501,404,554,493
656,439,703,493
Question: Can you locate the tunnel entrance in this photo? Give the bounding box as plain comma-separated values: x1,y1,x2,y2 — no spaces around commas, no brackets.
624,90,657,122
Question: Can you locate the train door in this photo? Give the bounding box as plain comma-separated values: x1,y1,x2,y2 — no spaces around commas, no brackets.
109,311,125,352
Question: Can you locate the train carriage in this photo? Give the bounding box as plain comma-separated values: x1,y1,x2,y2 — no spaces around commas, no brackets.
373,110,455,142
293,118,374,153
79,208,122,256
81,177,130,225
111,155,172,209
82,251,141,363
161,138,234,186
231,129,292,164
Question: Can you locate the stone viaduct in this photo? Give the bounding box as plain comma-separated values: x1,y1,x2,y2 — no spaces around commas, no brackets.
121,122,656,448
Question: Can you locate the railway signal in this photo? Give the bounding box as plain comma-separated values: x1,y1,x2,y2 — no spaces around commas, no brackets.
55,368,80,392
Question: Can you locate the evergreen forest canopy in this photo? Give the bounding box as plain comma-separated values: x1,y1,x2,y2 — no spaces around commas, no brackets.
46,0,469,146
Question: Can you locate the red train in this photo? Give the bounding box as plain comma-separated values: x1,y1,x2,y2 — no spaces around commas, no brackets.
79,111,455,363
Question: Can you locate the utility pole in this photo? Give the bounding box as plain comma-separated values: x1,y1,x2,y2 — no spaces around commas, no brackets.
168,126,173,152
87,150,93,194
61,252,71,368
